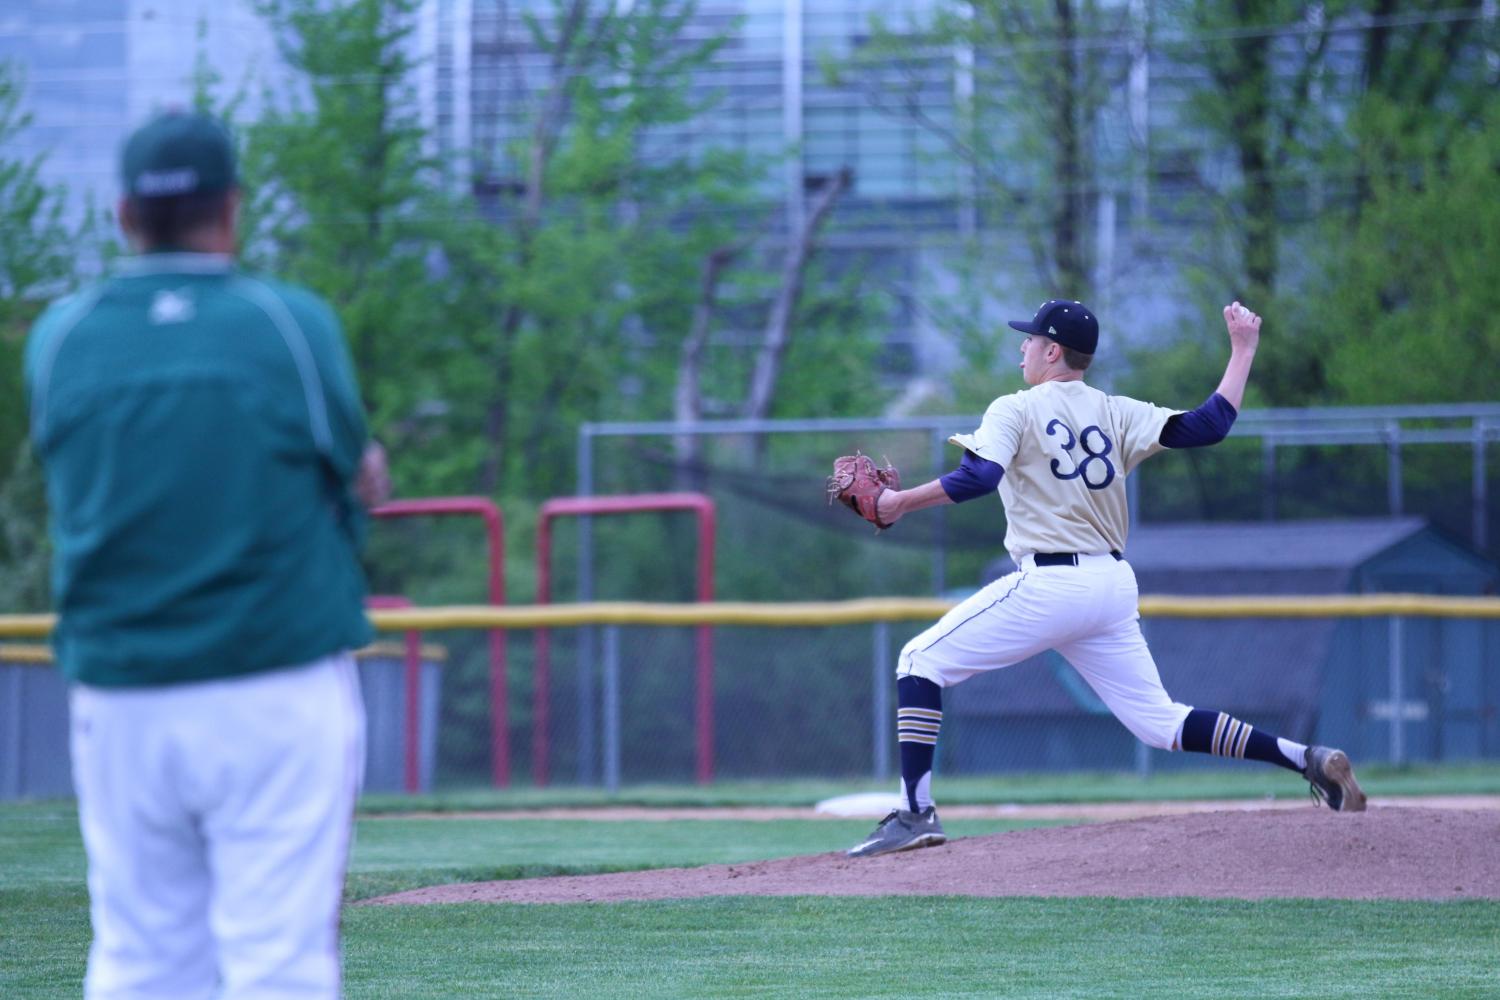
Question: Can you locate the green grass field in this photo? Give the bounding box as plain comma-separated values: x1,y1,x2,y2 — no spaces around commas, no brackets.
4,768,1499,998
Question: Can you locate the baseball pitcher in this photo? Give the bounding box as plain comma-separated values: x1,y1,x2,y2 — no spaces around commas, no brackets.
832,299,1366,858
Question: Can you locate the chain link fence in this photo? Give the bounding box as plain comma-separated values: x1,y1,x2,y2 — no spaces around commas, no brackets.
4,601,1498,799
407,606,1500,790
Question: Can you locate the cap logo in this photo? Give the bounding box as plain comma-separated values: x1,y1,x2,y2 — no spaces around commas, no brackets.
135,168,198,196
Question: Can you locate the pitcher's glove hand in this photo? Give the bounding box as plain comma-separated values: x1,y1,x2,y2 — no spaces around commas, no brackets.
827,452,900,530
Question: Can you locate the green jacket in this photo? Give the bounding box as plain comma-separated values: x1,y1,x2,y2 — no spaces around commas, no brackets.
24,252,373,687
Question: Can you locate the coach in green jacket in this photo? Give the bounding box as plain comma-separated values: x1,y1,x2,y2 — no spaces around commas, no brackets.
25,111,387,1000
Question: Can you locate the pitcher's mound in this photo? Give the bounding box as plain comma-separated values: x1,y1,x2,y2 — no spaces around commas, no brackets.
367,807,1500,905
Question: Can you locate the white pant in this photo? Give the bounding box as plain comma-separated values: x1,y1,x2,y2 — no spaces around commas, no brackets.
70,654,365,1000
898,553,1191,750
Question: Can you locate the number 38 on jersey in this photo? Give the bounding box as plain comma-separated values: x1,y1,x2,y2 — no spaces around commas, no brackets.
1046,418,1116,490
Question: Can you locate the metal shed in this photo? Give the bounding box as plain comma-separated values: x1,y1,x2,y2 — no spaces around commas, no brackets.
944,518,1499,774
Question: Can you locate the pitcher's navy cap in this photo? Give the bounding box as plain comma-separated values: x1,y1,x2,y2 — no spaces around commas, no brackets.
1008,300,1099,356
121,111,237,199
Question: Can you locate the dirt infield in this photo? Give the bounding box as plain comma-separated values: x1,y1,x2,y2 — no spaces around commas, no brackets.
367,807,1500,905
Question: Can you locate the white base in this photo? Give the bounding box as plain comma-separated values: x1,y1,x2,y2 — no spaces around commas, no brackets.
814,791,903,817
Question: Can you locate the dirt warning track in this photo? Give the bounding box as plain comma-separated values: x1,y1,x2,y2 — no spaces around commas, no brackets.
366,806,1500,905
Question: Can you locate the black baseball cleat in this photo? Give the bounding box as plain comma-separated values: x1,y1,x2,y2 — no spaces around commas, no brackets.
846,806,947,858
1304,746,1367,812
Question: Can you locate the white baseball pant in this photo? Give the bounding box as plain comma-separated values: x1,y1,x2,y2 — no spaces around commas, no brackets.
69,653,365,1000
897,552,1192,750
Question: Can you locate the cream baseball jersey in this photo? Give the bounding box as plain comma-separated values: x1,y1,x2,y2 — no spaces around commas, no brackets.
948,380,1179,560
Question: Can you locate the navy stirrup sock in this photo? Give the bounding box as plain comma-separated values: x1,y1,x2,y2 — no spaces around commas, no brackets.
897,676,942,812
1179,708,1304,773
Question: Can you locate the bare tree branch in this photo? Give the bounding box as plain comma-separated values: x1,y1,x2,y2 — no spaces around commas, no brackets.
671,244,744,487
482,0,606,492
1276,11,1334,164
743,166,853,425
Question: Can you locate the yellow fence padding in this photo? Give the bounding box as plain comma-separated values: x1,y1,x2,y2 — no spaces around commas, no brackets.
0,643,55,664
2,593,1499,641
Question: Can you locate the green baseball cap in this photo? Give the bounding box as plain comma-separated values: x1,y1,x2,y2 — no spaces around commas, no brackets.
121,111,238,199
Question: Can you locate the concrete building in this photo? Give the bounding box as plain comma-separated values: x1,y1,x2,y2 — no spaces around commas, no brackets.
2,1,280,225
5,1,1395,376
2,0,466,218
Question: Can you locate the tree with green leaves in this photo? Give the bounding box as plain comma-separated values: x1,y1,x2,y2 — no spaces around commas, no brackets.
1165,2,1333,295
1310,1,1498,405
243,0,447,460
0,61,80,463
1318,101,1500,404
1150,0,1494,406
0,60,93,612
431,0,876,495
832,0,1128,302
1136,1,1341,407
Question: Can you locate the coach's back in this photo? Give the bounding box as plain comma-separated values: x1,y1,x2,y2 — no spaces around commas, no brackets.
24,253,372,687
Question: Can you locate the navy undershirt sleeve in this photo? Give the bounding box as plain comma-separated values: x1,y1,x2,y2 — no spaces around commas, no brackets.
1159,392,1238,448
939,449,1004,502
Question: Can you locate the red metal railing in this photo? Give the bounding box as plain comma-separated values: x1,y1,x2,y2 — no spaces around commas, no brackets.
371,497,509,787
535,493,717,786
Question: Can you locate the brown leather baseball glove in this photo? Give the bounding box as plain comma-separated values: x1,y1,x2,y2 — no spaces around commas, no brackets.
827,452,900,530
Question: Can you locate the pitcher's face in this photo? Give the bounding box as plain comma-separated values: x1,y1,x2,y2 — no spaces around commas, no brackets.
1019,334,1054,385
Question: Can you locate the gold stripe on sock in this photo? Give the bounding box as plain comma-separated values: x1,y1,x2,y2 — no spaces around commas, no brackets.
1234,723,1253,759
1227,720,1247,758
1211,713,1229,757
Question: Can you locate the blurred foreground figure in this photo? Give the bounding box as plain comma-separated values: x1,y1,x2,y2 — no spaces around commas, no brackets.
25,111,389,998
